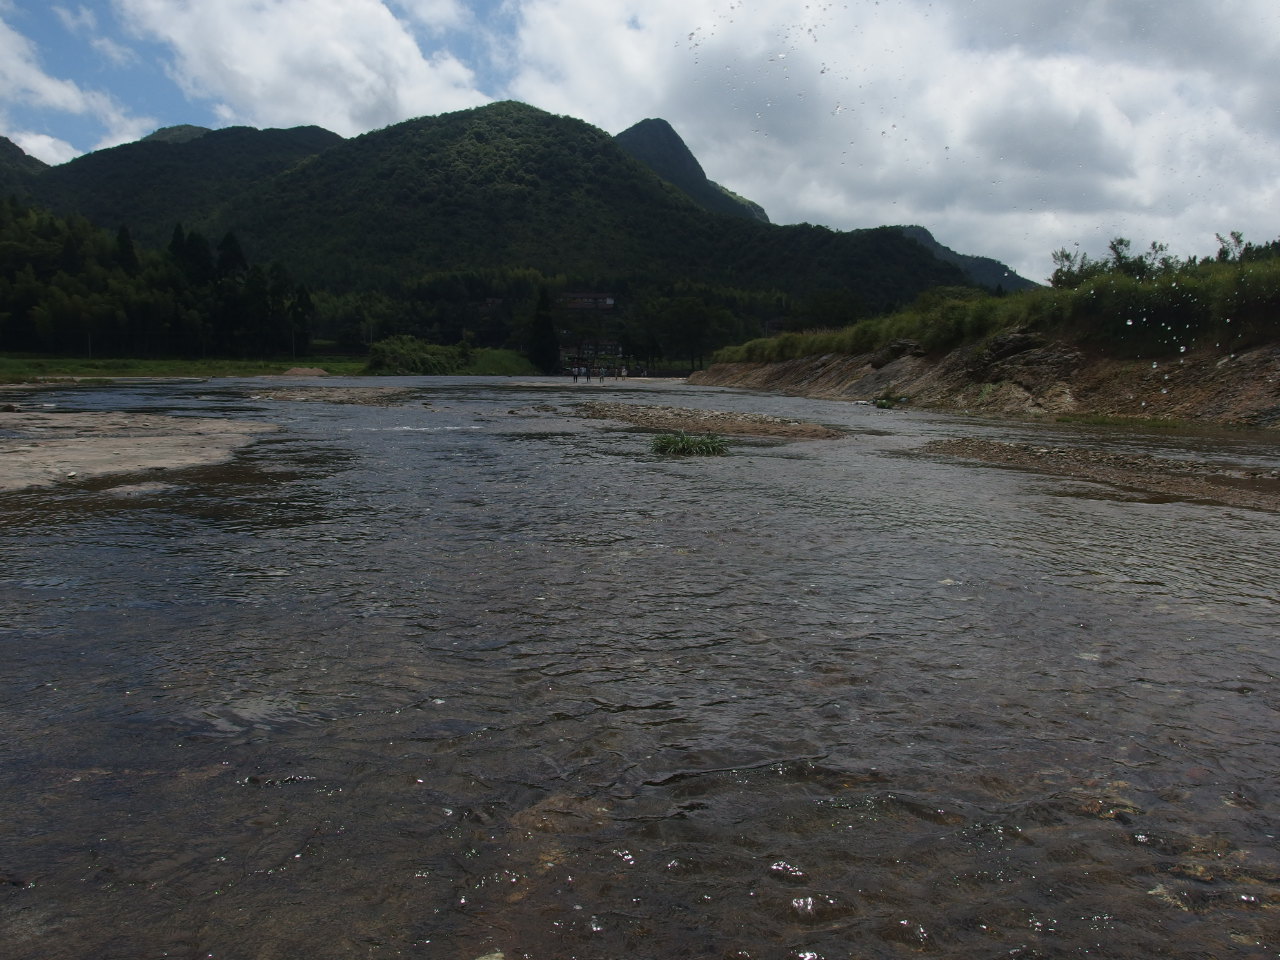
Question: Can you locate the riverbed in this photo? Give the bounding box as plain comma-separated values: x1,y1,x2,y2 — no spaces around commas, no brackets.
2,376,1278,959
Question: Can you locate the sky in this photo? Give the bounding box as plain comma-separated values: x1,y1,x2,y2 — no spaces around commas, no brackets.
2,0,1278,283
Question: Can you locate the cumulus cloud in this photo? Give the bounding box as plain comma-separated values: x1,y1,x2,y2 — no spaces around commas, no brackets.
112,0,490,134
9,130,79,164
54,4,137,66
389,0,469,31
0,12,153,160
500,0,1280,278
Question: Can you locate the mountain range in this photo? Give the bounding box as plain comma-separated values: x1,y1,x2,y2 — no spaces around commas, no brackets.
1,101,1034,294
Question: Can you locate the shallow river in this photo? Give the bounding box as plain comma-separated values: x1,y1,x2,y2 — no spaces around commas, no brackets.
2,377,1279,960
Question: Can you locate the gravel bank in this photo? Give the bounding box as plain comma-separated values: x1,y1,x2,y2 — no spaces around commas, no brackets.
925,436,1280,512
577,401,842,439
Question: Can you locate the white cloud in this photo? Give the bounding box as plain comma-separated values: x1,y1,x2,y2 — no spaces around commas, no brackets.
89,33,137,67
112,0,490,135
53,4,97,34
499,0,1280,279
9,130,79,164
53,4,137,66
389,0,468,31
0,13,153,161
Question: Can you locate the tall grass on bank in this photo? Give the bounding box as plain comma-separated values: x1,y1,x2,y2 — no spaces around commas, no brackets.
712,250,1280,365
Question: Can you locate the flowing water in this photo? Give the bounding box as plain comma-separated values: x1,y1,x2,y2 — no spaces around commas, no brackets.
2,377,1279,960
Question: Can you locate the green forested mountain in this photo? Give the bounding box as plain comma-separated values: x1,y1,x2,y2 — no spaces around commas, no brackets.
19,102,961,301
140,125,214,145
32,124,343,248
205,103,966,310
615,118,769,223
895,225,1038,291
5,100,988,365
0,136,47,196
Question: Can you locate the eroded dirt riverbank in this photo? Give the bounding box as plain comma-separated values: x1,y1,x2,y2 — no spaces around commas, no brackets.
690,340,1280,428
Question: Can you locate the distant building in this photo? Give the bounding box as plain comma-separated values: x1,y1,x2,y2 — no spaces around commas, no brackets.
559,293,615,311
557,293,621,369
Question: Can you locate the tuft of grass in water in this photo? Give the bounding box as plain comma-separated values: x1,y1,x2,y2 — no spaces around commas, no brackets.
651,431,730,456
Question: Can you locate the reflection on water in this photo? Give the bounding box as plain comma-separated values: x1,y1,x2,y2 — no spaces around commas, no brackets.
2,377,1279,959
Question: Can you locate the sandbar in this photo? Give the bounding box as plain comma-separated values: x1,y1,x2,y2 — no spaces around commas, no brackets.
0,410,276,492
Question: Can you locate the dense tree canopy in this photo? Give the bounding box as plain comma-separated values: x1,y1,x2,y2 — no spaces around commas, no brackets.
0,199,314,358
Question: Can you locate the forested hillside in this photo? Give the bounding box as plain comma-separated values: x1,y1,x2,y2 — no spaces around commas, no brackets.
3,101,988,366
33,125,344,249
0,136,47,196
0,198,314,358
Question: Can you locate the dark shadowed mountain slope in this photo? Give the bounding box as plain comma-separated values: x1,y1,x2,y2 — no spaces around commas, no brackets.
896,225,1040,291
30,125,344,244
0,136,48,195
16,101,966,310
140,125,214,145
203,102,963,304
615,118,769,223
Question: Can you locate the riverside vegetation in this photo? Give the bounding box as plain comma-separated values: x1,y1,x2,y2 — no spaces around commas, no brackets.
694,234,1280,428
713,234,1280,366
0,102,964,374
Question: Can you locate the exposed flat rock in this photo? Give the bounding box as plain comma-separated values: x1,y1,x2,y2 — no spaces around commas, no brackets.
0,411,275,491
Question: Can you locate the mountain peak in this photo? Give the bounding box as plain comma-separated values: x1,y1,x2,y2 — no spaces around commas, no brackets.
141,124,214,145
0,135,49,174
616,118,768,223
895,224,1039,291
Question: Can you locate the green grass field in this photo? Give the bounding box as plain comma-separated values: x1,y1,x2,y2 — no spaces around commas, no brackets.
0,348,536,383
